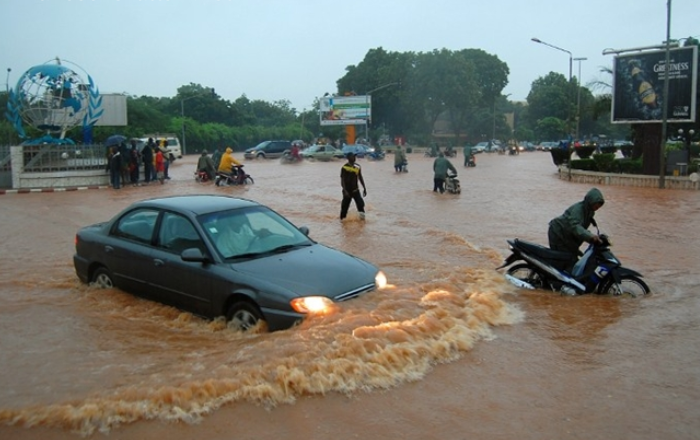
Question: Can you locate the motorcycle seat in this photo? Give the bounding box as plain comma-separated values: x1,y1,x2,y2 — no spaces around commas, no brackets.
513,239,574,267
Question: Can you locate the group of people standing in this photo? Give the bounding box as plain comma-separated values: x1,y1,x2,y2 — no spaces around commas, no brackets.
107,138,174,189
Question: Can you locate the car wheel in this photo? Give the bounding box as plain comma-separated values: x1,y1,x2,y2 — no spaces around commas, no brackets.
226,301,263,332
92,267,115,288
256,153,265,159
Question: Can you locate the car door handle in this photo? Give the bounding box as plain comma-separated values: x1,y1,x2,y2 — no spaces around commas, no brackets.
153,259,164,267
104,245,114,253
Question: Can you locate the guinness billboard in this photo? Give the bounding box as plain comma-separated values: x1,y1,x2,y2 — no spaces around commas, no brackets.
612,46,697,124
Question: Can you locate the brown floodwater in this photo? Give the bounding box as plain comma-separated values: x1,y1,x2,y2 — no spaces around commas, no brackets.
0,151,698,439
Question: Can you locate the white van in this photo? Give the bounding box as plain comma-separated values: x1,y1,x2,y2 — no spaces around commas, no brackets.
139,133,183,158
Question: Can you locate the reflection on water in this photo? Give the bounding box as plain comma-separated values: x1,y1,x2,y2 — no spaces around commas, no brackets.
0,152,698,437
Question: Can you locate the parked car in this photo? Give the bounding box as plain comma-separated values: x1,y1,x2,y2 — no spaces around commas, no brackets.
341,144,372,158
136,134,183,158
518,142,536,152
300,144,344,161
538,141,558,151
244,140,292,159
472,142,489,153
73,195,387,332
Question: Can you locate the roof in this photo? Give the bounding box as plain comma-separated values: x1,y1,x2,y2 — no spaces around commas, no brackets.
135,195,259,215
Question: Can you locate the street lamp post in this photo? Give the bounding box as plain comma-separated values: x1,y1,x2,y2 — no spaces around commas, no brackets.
531,38,572,83
531,38,574,161
364,82,399,143
573,57,587,140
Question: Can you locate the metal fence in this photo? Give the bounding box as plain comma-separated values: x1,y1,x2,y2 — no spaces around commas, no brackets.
21,144,107,172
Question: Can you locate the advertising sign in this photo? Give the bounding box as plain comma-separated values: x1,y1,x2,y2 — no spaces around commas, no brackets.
319,95,370,126
612,46,697,124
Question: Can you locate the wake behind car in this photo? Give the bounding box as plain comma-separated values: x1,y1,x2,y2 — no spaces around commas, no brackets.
73,195,387,332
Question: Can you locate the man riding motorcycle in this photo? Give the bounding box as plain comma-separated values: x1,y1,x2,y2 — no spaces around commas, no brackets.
197,149,216,181
217,147,243,182
548,187,605,270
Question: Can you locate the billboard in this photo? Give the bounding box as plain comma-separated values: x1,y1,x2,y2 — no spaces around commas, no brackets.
94,93,128,126
612,46,697,124
319,95,370,126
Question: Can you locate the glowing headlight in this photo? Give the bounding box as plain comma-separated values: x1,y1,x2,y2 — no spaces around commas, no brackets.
290,296,333,314
375,271,388,289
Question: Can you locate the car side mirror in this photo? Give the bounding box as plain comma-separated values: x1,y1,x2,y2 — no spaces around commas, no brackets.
181,247,209,263
299,226,310,236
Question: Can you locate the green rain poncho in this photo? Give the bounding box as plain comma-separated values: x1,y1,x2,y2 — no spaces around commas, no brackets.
548,187,605,255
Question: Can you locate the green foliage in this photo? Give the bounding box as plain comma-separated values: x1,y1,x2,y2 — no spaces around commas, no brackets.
568,155,643,174
535,116,566,140
570,158,597,171
574,145,596,159
526,72,571,123
592,153,616,172
690,143,699,158
615,157,644,174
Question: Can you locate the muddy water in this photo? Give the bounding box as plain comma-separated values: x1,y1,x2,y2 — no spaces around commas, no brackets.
0,152,698,439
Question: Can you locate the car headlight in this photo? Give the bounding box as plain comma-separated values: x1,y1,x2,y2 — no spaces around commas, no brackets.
375,271,388,289
290,296,334,314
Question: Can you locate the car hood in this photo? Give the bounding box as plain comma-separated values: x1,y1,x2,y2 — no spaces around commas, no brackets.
230,244,377,299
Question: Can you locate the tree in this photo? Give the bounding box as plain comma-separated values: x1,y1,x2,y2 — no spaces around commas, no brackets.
527,72,572,124
535,116,567,140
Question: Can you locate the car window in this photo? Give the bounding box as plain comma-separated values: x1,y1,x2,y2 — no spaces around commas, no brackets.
199,207,311,259
113,209,159,244
157,212,205,254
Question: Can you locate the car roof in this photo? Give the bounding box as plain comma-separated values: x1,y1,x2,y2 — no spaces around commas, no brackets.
133,195,260,215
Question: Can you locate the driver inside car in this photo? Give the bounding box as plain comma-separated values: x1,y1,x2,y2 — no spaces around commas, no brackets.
215,215,255,258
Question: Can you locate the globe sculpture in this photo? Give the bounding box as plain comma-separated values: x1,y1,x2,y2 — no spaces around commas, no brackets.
5,58,103,144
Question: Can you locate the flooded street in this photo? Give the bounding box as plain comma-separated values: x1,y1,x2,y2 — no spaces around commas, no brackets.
0,151,698,439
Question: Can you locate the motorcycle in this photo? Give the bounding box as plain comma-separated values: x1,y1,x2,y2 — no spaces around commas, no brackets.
466,154,476,167
496,222,650,297
445,172,461,194
195,170,211,183
280,149,303,164
509,146,519,155
367,150,386,161
444,148,457,158
215,165,254,186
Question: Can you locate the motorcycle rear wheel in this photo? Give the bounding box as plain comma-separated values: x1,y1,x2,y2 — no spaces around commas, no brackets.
507,264,545,289
599,274,650,297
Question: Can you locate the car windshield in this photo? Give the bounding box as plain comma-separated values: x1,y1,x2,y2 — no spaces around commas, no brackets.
199,206,313,260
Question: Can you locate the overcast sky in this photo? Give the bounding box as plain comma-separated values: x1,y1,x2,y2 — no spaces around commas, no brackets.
1,0,698,111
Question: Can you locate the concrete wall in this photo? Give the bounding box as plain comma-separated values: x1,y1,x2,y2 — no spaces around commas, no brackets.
557,166,699,191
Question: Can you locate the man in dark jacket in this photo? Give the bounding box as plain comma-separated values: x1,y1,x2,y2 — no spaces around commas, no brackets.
548,188,605,260
142,138,155,184
197,149,216,181
340,152,367,220
432,152,457,193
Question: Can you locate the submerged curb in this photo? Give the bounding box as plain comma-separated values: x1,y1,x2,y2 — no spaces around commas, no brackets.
0,185,108,195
